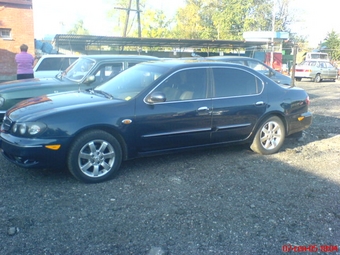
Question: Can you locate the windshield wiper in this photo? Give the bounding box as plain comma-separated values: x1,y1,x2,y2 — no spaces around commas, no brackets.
91,89,113,99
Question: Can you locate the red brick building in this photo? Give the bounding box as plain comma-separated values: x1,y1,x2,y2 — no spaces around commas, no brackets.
0,0,34,81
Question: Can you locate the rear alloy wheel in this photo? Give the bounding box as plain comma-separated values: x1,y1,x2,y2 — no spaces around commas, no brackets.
314,74,321,83
67,130,122,183
250,116,285,155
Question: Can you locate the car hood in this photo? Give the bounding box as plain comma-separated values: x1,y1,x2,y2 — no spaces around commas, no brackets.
7,90,120,122
0,78,63,93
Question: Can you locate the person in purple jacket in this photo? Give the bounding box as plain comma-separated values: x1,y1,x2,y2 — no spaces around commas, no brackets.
15,44,34,80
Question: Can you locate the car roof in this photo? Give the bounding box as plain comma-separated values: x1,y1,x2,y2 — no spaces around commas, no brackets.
302,60,330,62
139,58,256,69
206,56,258,61
37,54,79,59
80,54,159,61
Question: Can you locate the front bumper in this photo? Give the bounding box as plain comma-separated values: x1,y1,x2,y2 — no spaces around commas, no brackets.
0,132,68,169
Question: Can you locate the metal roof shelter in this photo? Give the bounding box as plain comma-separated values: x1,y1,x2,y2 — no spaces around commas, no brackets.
52,34,266,55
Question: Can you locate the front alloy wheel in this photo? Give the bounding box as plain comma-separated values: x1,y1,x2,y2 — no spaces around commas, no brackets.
250,116,285,155
67,130,122,183
314,74,321,83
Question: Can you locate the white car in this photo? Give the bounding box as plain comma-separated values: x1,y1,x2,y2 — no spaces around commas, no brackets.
33,54,79,78
294,60,338,82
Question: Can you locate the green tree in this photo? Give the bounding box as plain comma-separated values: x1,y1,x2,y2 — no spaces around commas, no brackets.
106,0,297,42
172,0,207,39
171,0,294,40
213,0,257,40
274,0,294,32
132,9,173,38
324,30,340,61
67,20,90,35
242,0,273,32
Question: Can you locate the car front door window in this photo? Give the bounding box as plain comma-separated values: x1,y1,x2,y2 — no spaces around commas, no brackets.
154,69,208,101
93,63,124,85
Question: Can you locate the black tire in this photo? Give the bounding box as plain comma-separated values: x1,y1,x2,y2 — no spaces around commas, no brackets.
314,74,321,83
67,130,122,183
295,77,302,81
250,116,285,155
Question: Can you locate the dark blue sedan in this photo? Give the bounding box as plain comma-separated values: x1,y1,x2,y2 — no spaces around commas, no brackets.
0,60,312,183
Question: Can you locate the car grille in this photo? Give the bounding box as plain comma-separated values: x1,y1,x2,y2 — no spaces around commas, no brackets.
2,116,13,132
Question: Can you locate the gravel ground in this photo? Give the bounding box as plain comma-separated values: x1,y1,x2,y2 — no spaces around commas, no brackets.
0,80,339,255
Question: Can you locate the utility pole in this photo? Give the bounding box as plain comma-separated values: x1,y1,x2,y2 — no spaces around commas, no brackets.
136,0,141,38
123,0,132,37
115,0,142,38
290,44,298,87
270,0,275,68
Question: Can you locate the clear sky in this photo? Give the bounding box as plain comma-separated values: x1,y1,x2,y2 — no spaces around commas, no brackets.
289,0,339,47
32,0,339,48
32,0,185,39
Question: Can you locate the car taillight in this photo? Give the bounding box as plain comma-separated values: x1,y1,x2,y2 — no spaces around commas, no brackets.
305,96,310,105
296,69,311,73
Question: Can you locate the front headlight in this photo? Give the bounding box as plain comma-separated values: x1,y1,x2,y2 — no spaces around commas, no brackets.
11,122,47,137
0,97,5,107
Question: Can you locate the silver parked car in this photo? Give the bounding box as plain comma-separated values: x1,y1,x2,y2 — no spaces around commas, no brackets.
294,60,338,82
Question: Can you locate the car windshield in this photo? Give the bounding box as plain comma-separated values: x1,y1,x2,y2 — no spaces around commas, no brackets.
95,63,170,101
62,58,96,82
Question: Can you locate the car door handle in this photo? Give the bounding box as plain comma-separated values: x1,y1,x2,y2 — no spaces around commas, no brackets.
198,106,209,111
255,101,264,106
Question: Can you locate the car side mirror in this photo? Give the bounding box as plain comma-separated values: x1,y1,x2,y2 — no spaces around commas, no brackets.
84,75,96,84
146,91,166,104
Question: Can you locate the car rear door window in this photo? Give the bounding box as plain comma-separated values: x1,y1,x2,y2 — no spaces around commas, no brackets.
212,68,263,97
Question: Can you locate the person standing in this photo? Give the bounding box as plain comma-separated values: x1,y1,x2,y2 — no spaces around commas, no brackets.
15,44,34,80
